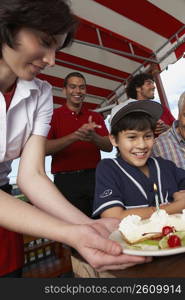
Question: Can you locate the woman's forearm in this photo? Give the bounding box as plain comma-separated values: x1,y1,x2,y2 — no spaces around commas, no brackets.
18,172,91,225
0,189,77,245
17,135,91,225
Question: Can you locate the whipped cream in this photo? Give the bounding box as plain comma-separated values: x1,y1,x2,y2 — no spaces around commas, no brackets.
119,209,185,243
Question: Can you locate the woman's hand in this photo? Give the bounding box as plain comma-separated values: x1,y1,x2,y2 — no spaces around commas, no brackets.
67,223,152,272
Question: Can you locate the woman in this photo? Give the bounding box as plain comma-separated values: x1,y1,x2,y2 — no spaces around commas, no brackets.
0,0,150,277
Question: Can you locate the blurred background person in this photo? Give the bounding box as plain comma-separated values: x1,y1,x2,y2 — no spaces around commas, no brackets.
126,73,175,136
152,91,185,169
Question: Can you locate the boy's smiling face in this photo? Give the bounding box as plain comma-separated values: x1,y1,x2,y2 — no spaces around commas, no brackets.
110,129,154,169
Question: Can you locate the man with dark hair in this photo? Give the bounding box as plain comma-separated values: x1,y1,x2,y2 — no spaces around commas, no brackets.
63,72,86,87
46,72,113,216
126,73,175,136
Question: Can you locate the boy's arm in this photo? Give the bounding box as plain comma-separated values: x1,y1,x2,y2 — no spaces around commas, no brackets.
160,191,185,214
173,190,185,202
101,196,185,220
159,201,185,214
101,206,155,220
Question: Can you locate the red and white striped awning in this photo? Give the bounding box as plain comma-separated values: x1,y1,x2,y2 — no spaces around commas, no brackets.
38,0,185,110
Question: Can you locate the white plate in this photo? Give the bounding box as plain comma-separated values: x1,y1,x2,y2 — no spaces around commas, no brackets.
109,230,185,256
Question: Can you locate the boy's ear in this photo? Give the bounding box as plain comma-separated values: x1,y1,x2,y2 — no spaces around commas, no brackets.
109,134,118,147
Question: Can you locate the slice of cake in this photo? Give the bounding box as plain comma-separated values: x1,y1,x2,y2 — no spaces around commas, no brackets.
119,209,185,245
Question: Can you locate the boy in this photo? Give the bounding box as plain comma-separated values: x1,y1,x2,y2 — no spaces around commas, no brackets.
93,99,185,220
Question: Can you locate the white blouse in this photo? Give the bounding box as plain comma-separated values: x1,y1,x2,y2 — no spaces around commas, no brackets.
0,78,53,163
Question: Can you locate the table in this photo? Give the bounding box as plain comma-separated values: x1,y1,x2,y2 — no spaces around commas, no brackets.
71,252,185,278
109,253,185,278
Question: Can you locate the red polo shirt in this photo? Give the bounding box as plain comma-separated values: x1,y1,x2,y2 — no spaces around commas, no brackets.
48,104,109,174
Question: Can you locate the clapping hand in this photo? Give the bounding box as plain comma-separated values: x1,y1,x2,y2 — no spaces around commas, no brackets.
75,116,101,141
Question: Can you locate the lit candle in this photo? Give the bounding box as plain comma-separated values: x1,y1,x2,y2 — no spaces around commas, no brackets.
153,183,160,213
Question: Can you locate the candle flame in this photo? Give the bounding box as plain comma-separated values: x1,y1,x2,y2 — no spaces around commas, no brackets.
153,183,157,191
153,183,160,213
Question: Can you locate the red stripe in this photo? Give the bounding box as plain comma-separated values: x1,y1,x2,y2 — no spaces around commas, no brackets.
37,74,112,98
76,17,153,60
94,0,183,39
86,85,112,98
38,74,63,87
56,52,128,82
53,96,100,109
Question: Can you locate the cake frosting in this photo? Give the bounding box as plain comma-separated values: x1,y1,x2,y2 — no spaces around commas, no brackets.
118,209,185,244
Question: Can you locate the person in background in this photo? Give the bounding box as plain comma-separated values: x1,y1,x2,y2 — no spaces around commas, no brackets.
93,100,185,220
46,72,112,217
126,73,175,136
152,92,185,169
0,161,12,194
0,0,150,277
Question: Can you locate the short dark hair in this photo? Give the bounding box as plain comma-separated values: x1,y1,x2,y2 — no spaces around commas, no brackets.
64,72,86,87
111,111,157,137
0,0,78,57
126,73,154,99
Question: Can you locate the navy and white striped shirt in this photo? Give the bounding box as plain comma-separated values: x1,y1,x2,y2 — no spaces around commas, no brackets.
92,156,185,218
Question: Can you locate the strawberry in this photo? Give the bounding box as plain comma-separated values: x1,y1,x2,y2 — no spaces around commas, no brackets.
162,226,175,236
167,235,181,248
